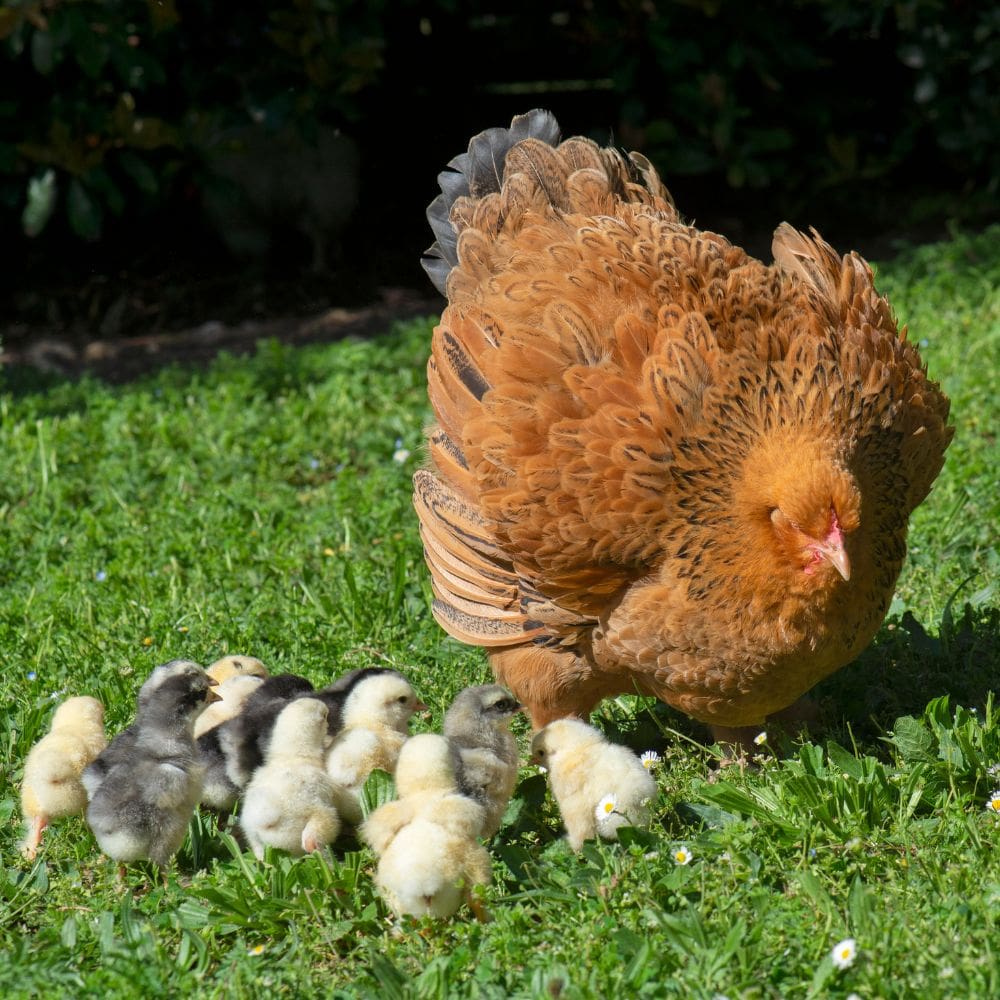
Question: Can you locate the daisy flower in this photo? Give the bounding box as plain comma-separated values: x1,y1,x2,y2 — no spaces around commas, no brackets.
248,944,266,956
595,794,618,820
986,790,1000,814
753,731,767,746
640,750,661,769
831,937,857,970
392,448,411,464
673,845,692,866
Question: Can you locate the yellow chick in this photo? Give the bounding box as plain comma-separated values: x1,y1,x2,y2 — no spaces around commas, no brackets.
360,733,492,920
205,655,269,686
20,696,107,860
239,697,341,860
193,674,265,740
324,672,427,825
530,719,657,851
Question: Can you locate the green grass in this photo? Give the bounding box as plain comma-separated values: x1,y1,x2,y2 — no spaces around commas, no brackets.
1,225,998,999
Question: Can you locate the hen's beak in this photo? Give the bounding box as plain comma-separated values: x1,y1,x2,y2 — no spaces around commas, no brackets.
816,539,851,581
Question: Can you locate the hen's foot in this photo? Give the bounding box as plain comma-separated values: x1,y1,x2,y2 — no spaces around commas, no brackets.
708,696,818,764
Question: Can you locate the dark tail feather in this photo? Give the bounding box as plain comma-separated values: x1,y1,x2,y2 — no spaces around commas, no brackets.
421,109,561,295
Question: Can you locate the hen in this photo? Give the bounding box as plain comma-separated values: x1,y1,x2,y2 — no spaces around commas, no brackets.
414,109,953,744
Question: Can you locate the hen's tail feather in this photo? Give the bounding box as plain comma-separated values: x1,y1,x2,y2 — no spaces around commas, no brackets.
426,309,499,452
413,469,550,647
423,110,561,294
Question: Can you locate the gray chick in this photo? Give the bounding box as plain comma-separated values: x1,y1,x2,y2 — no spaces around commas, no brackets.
85,663,219,871
443,684,523,838
82,659,207,801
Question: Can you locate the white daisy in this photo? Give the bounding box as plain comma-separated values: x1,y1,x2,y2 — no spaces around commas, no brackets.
831,937,857,970
987,790,1000,814
595,794,618,820
673,845,692,865
640,750,661,769
753,731,767,746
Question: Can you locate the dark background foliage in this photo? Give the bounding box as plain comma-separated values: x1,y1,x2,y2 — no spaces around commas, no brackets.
1,0,997,340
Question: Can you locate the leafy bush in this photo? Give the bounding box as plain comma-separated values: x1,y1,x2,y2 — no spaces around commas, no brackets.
0,0,384,242
0,1,995,258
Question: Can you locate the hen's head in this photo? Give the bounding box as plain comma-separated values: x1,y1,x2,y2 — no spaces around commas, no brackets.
737,433,861,589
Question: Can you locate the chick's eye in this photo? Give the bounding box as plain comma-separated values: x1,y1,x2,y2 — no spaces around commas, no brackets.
397,695,409,704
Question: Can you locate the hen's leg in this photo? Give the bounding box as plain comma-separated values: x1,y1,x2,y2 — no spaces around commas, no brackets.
489,645,626,730
710,696,819,757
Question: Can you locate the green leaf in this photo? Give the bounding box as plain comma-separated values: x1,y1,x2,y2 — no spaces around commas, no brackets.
847,875,875,935
886,715,937,763
30,28,54,74
22,169,57,237
66,8,107,77
359,767,395,818
67,178,103,239
827,741,864,779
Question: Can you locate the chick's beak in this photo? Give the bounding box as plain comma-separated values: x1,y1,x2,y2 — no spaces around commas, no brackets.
205,687,224,704
413,700,429,713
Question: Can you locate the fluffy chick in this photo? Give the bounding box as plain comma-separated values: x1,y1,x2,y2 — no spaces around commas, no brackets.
443,685,522,838
82,659,206,800
325,672,426,825
216,673,315,790
20,696,107,860
217,667,402,793
360,733,491,920
531,719,657,851
205,654,269,686
85,664,219,869
239,697,341,859
194,674,265,740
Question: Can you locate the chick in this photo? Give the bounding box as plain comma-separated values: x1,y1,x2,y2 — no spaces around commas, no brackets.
20,696,107,860
324,672,426,825
85,664,219,870
193,674,265,740
530,719,658,851
82,659,206,801
444,684,522,838
239,697,342,859
216,673,315,790
216,667,401,793
205,654,269,686
360,733,492,920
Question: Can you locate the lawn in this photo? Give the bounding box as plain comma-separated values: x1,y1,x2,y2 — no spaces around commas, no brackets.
1,225,998,999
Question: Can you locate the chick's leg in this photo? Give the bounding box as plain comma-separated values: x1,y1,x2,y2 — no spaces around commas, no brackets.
21,814,48,860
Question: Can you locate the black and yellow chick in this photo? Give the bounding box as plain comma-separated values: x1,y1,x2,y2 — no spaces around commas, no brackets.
444,685,523,838
85,663,219,872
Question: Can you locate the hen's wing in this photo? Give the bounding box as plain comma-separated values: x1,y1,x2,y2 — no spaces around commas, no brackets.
415,112,759,644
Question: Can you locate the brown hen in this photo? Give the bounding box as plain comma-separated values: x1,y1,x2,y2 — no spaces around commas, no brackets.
414,110,953,744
